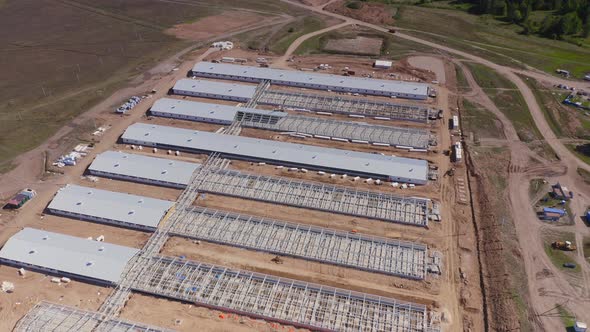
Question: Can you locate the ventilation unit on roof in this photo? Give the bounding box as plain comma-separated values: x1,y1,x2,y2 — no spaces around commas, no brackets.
87,191,93,195
86,261,94,267
122,155,128,159
128,210,135,215
114,163,120,167
138,199,144,204
76,202,82,206
171,106,176,109
161,170,168,174
98,247,104,252
28,249,36,254
42,235,49,240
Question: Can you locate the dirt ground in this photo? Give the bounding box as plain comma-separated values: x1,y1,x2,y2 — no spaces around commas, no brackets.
162,237,439,304
165,11,267,41
120,293,307,332
0,267,111,331
324,36,383,56
324,0,395,26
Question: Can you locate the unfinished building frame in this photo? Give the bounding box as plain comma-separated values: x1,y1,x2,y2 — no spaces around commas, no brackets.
171,207,427,279
258,90,432,123
14,301,172,332
195,168,429,227
132,256,430,332
238,112,432,149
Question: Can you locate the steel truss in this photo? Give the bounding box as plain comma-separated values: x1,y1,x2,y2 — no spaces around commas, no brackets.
170,206,427,279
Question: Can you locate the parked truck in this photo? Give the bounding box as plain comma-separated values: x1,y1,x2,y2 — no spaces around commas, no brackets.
552,240,577,251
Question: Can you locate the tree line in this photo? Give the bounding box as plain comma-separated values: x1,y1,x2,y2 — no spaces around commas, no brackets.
471,0,589,38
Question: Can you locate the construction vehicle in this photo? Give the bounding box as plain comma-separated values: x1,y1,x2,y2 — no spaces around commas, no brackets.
552,240,577,251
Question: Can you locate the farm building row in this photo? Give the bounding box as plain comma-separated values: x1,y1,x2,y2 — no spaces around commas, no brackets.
120,123,429,184
190,62,430,99
47,184,175,231
150,98,432,149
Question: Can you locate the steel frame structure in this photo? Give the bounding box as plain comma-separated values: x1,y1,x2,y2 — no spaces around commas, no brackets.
132,256,429,332
258,90,431,123
14,301,172,332
195,168,429,227
239,114,431,149
170,206,427,279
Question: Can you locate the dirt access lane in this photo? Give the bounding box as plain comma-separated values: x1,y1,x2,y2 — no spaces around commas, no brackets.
278,0,590,175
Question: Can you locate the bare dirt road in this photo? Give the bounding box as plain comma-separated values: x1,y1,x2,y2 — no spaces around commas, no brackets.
275,1,590,329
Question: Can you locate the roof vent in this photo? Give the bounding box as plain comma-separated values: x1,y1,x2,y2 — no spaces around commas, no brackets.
28,249,36,254
42,235,49,240
138,199,144,204
76,201,83,206
144,132,150,136
128,210,135,215
114,163,120,167
122,155,128,159
87,191,93,195
162,170,168,174
86,261,94,267
171,106,176,109
168,161,174,165
98,247,105,252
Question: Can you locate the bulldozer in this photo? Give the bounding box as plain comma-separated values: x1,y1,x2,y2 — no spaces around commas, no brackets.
552,241,577,251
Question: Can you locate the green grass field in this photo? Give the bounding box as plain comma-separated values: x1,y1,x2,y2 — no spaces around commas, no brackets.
566,144,590,166
461,98,504,141
465,62,542,141
270,16,326,54
394,6,590,78
542,229,580,272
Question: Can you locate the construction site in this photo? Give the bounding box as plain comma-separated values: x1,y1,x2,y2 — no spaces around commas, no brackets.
0,24,468,332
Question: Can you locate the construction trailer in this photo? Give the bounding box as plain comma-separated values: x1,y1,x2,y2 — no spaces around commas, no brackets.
4,188,36,209
373,60,393,69
453,141,462,162
121,123,429,184
191,62,430,100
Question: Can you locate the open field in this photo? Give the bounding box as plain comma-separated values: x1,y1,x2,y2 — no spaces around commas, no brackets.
393,6,590,78
295,25,436,57
541,228,580,273
0,0,305,172
464,62,542,142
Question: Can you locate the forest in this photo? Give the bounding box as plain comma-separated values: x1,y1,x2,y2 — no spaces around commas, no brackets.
465,0,589,38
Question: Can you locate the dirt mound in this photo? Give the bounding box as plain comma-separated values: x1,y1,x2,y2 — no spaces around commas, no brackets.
325,0,395,26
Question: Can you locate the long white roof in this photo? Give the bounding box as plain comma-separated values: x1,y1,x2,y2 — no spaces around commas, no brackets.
89,151,200,187
47,184,174,229
150,98,286,122
192,62,429,97
0,228,139,283
173,79,256,100
121,123,428,182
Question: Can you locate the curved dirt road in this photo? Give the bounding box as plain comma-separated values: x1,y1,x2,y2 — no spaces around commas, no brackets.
277,0,590,329
279,0,590,174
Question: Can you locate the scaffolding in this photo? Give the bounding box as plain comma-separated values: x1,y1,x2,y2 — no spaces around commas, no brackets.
258,90,431,123
195,168,429,226
132,256,430,332
239,114,432,149
14,301,173,332
170,207,427,279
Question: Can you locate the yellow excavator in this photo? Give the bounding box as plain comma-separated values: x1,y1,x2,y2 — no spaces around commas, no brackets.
552,241,577,251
